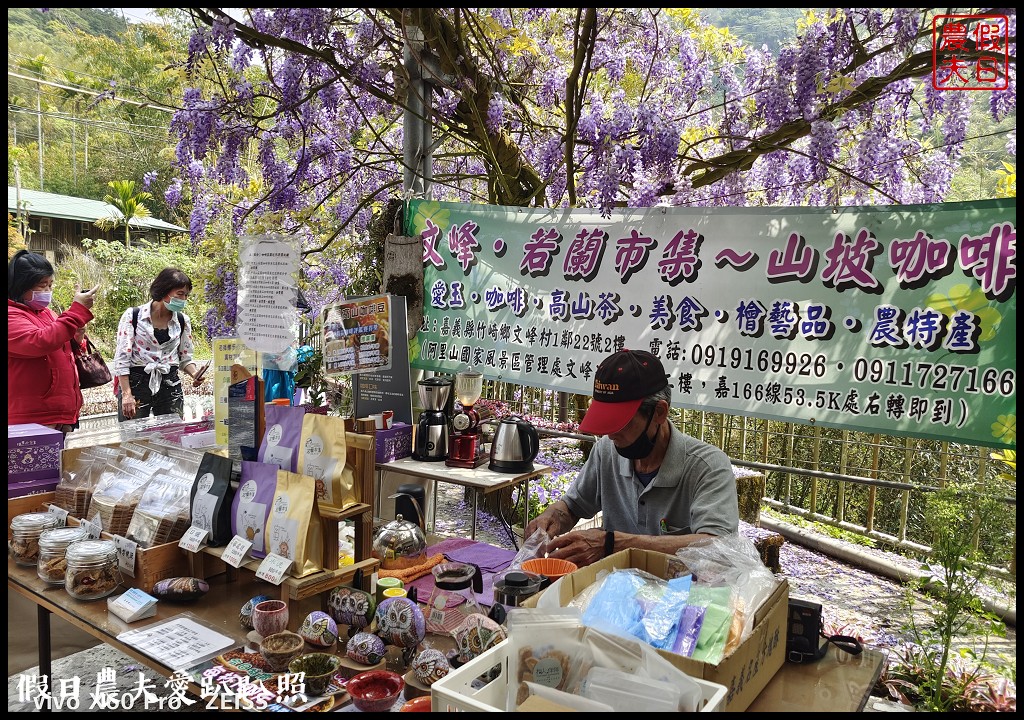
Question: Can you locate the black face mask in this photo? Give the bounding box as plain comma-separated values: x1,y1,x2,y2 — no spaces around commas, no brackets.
615,411,658,460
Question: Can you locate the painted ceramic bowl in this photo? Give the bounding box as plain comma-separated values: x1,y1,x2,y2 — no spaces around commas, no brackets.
327,585,375,630
411,647,451,686
259,631,305,673
298,610,338,648
374,596,425,649
252,599,290,638
288,652,342,696
347,669,405,713
239,594,273,630
346,631,386,665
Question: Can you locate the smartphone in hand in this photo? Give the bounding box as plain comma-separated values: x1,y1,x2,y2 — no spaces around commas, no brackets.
193,360,211,387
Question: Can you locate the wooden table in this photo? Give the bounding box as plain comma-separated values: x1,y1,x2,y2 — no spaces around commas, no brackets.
9,554,887,713
7,556,355,710
377,458,551,540
746,644,887,712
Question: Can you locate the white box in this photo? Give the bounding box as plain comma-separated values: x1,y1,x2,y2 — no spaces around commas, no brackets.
430,642,727,713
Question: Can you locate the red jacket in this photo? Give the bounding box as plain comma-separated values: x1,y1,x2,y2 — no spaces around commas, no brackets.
7,299,94,426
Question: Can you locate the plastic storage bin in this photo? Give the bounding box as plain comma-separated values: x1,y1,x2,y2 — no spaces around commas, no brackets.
430,642,728,713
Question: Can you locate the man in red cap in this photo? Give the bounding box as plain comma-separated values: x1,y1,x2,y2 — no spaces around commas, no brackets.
525,349,739,567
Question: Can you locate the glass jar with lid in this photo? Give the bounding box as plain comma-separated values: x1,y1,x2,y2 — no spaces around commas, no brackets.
9,512,62,566
64,539,121,600
37,526,89,585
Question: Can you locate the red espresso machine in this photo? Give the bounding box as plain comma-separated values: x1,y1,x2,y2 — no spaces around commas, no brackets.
446,369,491,468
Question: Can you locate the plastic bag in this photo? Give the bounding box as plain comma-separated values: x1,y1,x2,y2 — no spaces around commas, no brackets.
578,567,692,650
507,527,550,570
674,532,778,643
505,607,590,711
580,626,704,712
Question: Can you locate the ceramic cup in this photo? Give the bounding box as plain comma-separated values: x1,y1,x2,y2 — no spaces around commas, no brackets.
381,410,394,429
252,599,289,638
375,577,403,605
382,587,408,600
371,414,385,430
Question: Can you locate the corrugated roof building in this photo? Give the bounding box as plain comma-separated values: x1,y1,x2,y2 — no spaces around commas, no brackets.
8,186,187,261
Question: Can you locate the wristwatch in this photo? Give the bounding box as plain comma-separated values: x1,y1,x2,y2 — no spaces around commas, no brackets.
604,530,615,558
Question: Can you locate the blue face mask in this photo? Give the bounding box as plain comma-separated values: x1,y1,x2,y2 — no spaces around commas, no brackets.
26,291,52,311
165,297,187,313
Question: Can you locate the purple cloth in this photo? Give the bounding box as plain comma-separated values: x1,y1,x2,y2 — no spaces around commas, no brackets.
407,539,517,609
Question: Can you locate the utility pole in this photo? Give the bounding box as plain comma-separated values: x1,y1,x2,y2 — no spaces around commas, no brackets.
402,23,433,198
36,84,44,190
14,161,26,236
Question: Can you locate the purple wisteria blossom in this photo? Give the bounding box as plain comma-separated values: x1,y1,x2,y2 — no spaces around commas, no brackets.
166,8,1014,315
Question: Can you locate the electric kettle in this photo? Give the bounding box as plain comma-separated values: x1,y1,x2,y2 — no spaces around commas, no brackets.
488,416,540,473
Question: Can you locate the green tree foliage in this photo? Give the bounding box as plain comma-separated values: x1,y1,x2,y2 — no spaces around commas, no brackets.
56,237,210,358
95,179,153,248
7,8,183,218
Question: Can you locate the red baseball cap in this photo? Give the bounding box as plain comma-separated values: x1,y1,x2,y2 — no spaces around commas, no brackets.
578,349,669,435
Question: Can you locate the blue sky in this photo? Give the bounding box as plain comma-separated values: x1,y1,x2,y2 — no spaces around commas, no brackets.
115,8,161,24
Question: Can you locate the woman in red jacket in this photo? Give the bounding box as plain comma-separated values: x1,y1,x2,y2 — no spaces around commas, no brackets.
7,250,98,432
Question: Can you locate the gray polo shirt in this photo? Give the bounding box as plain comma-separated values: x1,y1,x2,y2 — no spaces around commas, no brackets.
562,424,739,537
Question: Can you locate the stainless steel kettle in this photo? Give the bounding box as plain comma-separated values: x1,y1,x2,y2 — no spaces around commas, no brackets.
371,492,427,570
488,416,540,473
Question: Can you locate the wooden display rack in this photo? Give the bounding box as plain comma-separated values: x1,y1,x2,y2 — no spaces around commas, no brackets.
10,430,379,616
190,430,380,613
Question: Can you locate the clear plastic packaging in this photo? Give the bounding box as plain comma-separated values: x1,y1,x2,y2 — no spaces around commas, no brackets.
37,526,89,584
65,539,121,600
674,532,778,644
581,666,690,712
505,607,590,711
9,512,62,566
125,472,194,548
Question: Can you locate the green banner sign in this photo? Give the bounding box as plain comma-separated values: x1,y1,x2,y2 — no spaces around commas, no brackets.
407,199,1016,449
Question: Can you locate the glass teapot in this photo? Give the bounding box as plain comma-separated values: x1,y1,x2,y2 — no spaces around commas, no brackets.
425,561,484,634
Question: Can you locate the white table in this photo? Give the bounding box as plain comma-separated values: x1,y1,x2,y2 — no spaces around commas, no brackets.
377,457,552,540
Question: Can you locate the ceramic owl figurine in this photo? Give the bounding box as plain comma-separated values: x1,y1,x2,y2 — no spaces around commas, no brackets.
411,647,451,686
452,613,507,664
327,585,376,638
374,596,426,667
298,610,339,648
347,631,387,665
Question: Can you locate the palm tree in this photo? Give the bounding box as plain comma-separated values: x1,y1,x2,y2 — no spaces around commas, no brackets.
95,180,152,248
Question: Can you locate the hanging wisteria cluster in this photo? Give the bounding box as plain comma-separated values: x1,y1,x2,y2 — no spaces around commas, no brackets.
172,8,1016,329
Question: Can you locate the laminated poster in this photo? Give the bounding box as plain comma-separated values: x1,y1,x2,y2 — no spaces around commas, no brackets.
322,294,393,376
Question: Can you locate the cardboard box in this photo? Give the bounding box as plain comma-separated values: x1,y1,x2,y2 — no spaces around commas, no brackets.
8,424,64,482
374,422,413,464
522,548,788,712
8,476,59,499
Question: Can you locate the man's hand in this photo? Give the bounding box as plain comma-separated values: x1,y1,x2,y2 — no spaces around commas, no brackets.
524,511,560,540
524,500,575,541
544,528,606,567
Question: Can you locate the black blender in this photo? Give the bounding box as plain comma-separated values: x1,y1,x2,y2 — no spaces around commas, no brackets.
412,376,452,462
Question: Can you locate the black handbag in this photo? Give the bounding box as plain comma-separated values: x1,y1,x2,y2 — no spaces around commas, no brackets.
73,336,113,389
